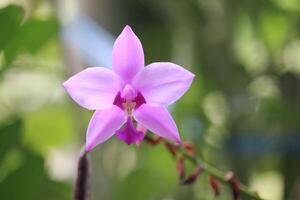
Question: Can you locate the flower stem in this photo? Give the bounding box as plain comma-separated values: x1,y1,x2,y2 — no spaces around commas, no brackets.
178,147,263,200
73,148,90,200
144,134,265,200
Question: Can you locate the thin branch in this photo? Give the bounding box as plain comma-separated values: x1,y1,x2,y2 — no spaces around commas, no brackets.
144,134,265,200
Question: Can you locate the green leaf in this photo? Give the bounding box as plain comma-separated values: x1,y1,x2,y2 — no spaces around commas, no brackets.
0,5,24,50
0,119,22,163
114,145,178,200
4,17,59,64
260,11,291,53
24,106,76,155
115,170,154,200
0,119,70,200
0,149,71,200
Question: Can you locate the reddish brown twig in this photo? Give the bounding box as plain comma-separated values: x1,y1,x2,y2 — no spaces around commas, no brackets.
144,134,162,145
182,142,196,157
176,155,186,181
164,142,177,157
143,133,264,200
182,165,202,185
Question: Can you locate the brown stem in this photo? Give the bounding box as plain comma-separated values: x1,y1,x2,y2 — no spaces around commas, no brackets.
73,149,90,200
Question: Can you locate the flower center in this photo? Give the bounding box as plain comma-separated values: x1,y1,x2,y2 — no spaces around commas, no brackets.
121,84,137,101
122,101,136,116
113,86,146,114
120,84,137,115
113,86,147,146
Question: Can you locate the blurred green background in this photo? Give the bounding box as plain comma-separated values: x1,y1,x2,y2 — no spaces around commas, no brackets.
0,0,300,200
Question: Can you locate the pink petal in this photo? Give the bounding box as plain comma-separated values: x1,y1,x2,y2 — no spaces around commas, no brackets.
112,25,144,84
134,104,181,144
86,106,126,151
63,67,121,110
132,62,194,105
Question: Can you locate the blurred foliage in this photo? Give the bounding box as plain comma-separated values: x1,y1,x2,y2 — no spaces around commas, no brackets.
0,2,72,200
3,17,59,64
0,120,71,200
0,0,300,200
0,5,23,50
24,105,75,155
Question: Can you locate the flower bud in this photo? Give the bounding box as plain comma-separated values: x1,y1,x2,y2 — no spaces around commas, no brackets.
144,134,162,145
182,142,196,157
209,176,220,196
225,171,240,200
176,155,185,181
164,142,177,157
182,165,202,185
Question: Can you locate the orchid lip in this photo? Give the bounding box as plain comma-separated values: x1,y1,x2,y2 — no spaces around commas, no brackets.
116,117,145,145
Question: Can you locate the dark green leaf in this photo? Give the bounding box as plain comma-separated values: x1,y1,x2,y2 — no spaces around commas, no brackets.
0,119,22,163
0,149,71,200
4,18,59,64
0,5,24,50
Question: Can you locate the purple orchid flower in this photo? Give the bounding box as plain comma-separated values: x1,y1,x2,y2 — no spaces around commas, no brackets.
63,25,195,152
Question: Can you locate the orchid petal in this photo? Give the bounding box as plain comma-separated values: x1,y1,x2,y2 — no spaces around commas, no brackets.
86,106,126,151
132,62,194,105
112,25,144,83
134,104,181,144
63,67,121,110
